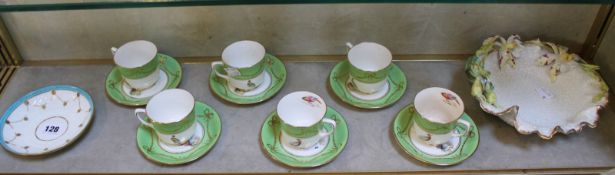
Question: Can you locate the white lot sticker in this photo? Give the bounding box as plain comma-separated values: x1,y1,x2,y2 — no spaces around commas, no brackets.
536,87,555,101
35,116,69,141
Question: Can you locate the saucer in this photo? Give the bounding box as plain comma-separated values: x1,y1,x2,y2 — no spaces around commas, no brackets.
228,71,271,96
1,85,94,156
409,124,461,156
121,69,168,99
210,54,286,104
392,104,479,166
260,106,348,168
158,122,203,154
106,54,182,106
280,131,329,157
347,77,389,100
329,60,407,109
136,101,221,165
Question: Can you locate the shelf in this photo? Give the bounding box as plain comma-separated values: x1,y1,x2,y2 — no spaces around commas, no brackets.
0,0,612,12
0,59,614,173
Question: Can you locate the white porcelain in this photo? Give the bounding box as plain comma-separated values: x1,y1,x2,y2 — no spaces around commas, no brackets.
111,40,160,90
121,69,167,98
135,89,196,146
469,36,609,139
212,40,266,91
228,71,271,96
414,87,470,145
349,76,387,95
410,123,461,156
158,121,204,154
280,132,329,157
123,68,160,91
277,91,327,127
223,40,266,68
213,64,265,91
415,87,465,124
1,86,94,155
411,121,469,147
346,42,392,94
348,78,390,100
277,91,336,150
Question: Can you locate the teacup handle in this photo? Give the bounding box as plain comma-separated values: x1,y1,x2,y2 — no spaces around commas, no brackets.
111,47,118,55
135,108,153,127
211,61,232,80
318,118,337,138
452,119,472,137
346,42,354,49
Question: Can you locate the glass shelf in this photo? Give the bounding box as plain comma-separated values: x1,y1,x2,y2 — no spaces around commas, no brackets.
0,0,612,12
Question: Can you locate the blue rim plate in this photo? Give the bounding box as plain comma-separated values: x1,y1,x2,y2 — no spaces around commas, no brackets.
0,85,94,156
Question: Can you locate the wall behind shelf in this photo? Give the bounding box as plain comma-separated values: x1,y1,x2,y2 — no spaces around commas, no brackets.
0,4,600,61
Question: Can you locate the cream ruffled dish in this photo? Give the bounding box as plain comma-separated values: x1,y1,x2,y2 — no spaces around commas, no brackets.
466,35,609,139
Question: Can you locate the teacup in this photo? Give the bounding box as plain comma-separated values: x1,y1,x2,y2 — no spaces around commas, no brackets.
346,42,392,94
277,91,336,150
112,40,161,90
212,40,266,91
135,89,197,146
413,87,471,146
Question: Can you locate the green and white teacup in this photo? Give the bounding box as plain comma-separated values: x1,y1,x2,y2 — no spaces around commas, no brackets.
346,42,392,94
112,40,161,90
135,89,197,146
212,40,266,91
413,87,471,146
277,91,336,150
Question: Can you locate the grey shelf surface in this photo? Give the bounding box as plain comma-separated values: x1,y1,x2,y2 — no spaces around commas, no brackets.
0,60,614,173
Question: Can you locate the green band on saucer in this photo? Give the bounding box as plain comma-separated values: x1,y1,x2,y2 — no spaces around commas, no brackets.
151,110,196,135
118,54,161,79
349,64,390,83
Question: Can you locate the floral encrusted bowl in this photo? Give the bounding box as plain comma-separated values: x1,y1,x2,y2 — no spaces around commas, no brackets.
466,35,609,139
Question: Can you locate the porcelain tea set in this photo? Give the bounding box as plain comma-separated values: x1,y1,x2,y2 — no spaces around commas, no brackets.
106,40,182,106
4,35,604,167
0,39,479,166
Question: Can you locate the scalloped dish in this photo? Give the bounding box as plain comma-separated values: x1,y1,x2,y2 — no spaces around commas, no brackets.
466,35,609,139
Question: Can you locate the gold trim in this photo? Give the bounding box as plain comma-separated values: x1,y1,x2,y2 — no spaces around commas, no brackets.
582,5,614,62
0,17,22,66
21,54,471,66
0,65,16,97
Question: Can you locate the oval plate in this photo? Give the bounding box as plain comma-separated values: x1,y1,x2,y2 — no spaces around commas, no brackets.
1,85,94,156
